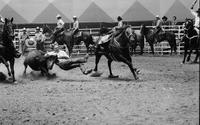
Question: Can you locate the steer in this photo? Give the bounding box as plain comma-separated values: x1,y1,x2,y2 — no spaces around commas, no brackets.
23,50,58,77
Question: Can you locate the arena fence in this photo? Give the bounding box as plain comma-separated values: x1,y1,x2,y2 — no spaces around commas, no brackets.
13,25,185,55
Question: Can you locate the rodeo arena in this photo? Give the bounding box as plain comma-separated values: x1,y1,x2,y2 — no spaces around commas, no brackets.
0,0,200,124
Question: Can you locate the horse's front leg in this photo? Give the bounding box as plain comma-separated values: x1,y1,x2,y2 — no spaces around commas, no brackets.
107,59,118,78
139,39,144,55
0,56,11,76
94,52,102,72
149,42,154,55
94,45,103,72
187,48,192,62
182,47,188,64
9,59,16,82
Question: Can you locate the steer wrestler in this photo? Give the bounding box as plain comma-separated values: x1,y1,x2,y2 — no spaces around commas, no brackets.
46,44,92,75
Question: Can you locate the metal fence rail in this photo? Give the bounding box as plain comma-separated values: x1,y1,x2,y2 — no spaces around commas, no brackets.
14,25,185,55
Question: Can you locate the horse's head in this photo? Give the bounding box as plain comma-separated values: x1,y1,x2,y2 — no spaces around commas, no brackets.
3,17,14,40
124,25,135,44
184,18,194,31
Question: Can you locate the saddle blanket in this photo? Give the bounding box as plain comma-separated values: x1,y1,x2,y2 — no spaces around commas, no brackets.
98,35,111,44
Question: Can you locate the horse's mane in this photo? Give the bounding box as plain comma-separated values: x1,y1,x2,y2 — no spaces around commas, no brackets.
140,24,151,35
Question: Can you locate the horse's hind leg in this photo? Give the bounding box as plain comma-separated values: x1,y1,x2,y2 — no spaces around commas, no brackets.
182,48,188,64
119,55,139,80
193,49,199,63
0,56,11,76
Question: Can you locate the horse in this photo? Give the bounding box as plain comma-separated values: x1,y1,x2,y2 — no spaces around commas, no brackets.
130,27,145,55
181,19,199,64
140,24,177,55
0,17,20,82
94,25,139,80
42,25,95,56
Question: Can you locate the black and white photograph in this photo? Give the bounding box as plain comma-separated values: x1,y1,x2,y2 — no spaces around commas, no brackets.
0,0,199,124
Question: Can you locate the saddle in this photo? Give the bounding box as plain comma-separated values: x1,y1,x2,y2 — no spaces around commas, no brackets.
73,31,82,38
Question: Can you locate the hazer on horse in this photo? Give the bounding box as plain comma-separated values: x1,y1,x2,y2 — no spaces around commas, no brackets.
94,25,139,80
0,17,21,82
181,19,199,63
181,0,200,63
139,24,177,55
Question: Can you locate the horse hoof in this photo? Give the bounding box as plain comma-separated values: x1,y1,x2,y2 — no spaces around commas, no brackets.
90,71,103,77
83,69,93,75
108,75,119,78
135,77,139,80
13,81,18,84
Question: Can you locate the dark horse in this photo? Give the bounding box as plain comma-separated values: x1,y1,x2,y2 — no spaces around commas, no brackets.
131,29,145,55
42,25,95,56
94,25,139,80
182,19,199,63
0,18,20,82
140,25,177,55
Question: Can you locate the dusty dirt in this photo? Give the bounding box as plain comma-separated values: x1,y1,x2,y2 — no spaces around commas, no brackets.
0,54,199,125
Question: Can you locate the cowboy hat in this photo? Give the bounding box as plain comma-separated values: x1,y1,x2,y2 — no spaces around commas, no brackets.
22,27,26,31
56,14,61,18
156,15,159,18
117,16,122,21
36,27,40,30
73,16,77,18
162,16,168,20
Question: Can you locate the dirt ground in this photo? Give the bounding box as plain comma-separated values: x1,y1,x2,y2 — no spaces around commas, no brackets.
0,54,199,125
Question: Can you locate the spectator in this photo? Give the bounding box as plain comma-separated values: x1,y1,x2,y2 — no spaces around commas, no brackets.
35,27,45,51
162,16,169,26
171,16,177,26
20,28,29,54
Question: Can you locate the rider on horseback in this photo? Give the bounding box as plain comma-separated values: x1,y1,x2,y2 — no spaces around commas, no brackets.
72,16,80,38
54,14,65,36
154,15,163,35
190,0,200,34
98,16,124,45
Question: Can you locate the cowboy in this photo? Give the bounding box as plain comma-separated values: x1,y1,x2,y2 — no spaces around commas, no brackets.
190,0,200,34
20,28,29,54
46,43,91,74
116,16,123,29
154,15,163,34
162,16,169,25
35,27,45,51
54,14,65,36
72,16,79,37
